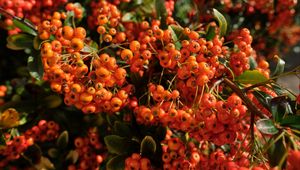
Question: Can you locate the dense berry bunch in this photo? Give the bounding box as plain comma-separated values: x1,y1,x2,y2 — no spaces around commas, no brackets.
0,135,34,167
0,0,299,169
24,120,60,142
0,0,67,34
124,153,152,170
70,128,104,170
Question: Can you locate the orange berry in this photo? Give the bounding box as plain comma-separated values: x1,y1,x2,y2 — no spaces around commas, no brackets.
121,49,133,61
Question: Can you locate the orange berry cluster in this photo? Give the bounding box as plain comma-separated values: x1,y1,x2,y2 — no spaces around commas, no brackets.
0,136,34,168
1,0,68,35
24,120,60,142
229,28,253,76
124,153,152,170
89,0,121,30
38,8,132,114
161,138,201,169
70,128,104,170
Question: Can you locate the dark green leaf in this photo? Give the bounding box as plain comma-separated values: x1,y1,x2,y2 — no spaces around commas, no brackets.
104,135,137,155
155,0,167,29
7,34,34,50
236,70,268,84
106,155,126,170
122,12,137,22
280,115,300,130
106,114,119,126
256,119,279,135
113,121,132,137
27,55,44,80
168,25,182,49
13,19,37,36
43,95,62,109
271,56,285,77
252,90,272,110
140,136,156,156
154,126,167,141
56,131,69,148
268,137,286,167
64,11,75,26
212,8,227,37
23,144,42,164
249,56,257,70
206,26,216,41
0,134,5,145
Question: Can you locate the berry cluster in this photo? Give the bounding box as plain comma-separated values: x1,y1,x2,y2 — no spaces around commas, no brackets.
124,153,152,170
161,138,201,169
88,0,121,30
0,0,67,35
69,128,104,170
24,120,60,142
38,9,132,114
0,136,34,167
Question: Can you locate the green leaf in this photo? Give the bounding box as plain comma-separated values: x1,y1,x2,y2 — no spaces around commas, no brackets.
155,0,167,29
104,135,137,155
48,148,59,158
7,34,34,50
64,11,75,26
252,90,272,110
122,12,137,22
113,121,132,137
271,55,285,77
106,155,126,170
65,150,79,164
206,26,216,41
256,119,279,135
212,8,227,37
268,136,286,167
13,19,37,36
140,136,156,156
27,55,44,80
280,115,300,130
43,95,62,109
249,56,257,70
0,134,5,145
236,70,268,84
56,131,69,148
168,25,182,49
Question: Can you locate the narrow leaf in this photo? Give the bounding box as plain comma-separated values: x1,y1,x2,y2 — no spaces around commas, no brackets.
256,119,279,135
66,150,79,164
56,131,69,148
7,34,34,50
212,8,227,37
271,55,285,77
236,70,268,84
106,155,126,170
13,19,37,36
140,136,156,156
104,135,137,155
155,0,167,29
168,25,182,49
43,95,62,109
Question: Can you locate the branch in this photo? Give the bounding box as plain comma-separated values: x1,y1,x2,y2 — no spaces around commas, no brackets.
223,78,268,119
